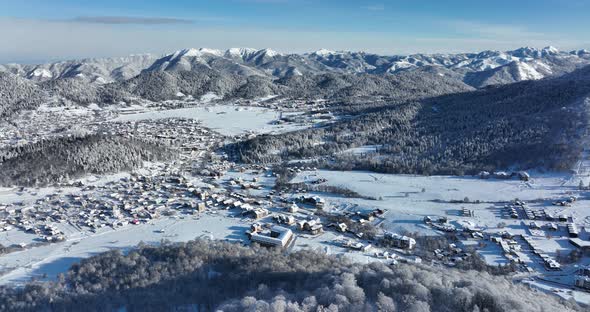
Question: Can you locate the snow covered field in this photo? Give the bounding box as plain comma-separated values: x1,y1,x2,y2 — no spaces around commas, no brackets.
0,211,249,285
113,105,307,135
291,170,589,234
292,170,574,203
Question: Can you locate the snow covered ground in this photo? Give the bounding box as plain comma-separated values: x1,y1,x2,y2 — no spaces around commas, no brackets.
291,170,588,234
292,170,574,203
113,105,307,136
0,211,249,285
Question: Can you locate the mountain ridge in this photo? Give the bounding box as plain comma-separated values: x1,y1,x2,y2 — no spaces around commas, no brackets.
2,47,589,89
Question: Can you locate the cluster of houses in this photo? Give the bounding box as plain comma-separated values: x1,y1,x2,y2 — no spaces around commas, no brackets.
0,105,115,151
228,176,263,190
106,118,221,156
504,201,573,224
490,234,531,265
0,201,68,243
478,170,530,181
433,243,470,264
522,206,547,220
296,195,326,209
0,170,277,245
0,201,66,243
340,239,373,252
383,232,416,250
424,216,456,232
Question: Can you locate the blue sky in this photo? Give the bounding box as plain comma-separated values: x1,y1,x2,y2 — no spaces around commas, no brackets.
1,0,590,63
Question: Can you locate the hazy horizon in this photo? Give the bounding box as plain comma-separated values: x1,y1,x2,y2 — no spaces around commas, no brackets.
2,0,590,63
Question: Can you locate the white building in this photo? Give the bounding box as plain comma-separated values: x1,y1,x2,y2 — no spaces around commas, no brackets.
250,226,293,248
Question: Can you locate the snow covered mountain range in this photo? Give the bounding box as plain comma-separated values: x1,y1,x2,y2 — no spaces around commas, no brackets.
1,46,589,88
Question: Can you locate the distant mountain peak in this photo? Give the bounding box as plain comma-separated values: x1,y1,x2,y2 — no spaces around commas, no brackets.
542,46,559,55
258,48,280,57
225,47,258,58
312,49,338,56
168,48,224,61
572,49,590,56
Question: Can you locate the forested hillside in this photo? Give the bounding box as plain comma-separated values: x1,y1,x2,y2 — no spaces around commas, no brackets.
0,135,174,186
39,78,131,105
0,73,46,118
230,66,590,175
38,67,470,105
277,69,472,100
0,239,578,312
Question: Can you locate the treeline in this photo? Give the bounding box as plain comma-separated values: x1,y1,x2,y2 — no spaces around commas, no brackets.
229,66,590,175
0,73,46,118
0,239,579,312
0,134,174,186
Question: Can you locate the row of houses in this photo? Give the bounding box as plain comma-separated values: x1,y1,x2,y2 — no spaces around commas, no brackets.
521,236,562,270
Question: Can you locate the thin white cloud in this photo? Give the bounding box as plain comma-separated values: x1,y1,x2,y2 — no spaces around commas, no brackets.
362,4,385,11
444,20,547,40
68,16,194,25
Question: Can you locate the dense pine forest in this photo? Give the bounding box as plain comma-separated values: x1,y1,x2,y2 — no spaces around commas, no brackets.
0,135,174,186
229,66,590,175
0,73,46,118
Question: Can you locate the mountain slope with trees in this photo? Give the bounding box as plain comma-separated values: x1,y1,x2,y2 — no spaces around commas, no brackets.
0,135,174,186
229,66,590,175
0,73,46,118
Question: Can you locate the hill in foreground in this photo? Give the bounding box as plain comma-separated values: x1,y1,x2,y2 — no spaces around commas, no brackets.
0,239,579,312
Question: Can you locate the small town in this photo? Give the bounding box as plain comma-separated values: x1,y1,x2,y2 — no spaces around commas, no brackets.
0,96,590,309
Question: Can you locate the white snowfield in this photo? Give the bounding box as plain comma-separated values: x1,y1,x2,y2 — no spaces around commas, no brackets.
292,170,590,234
0,213,247,285
113,105,306,136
